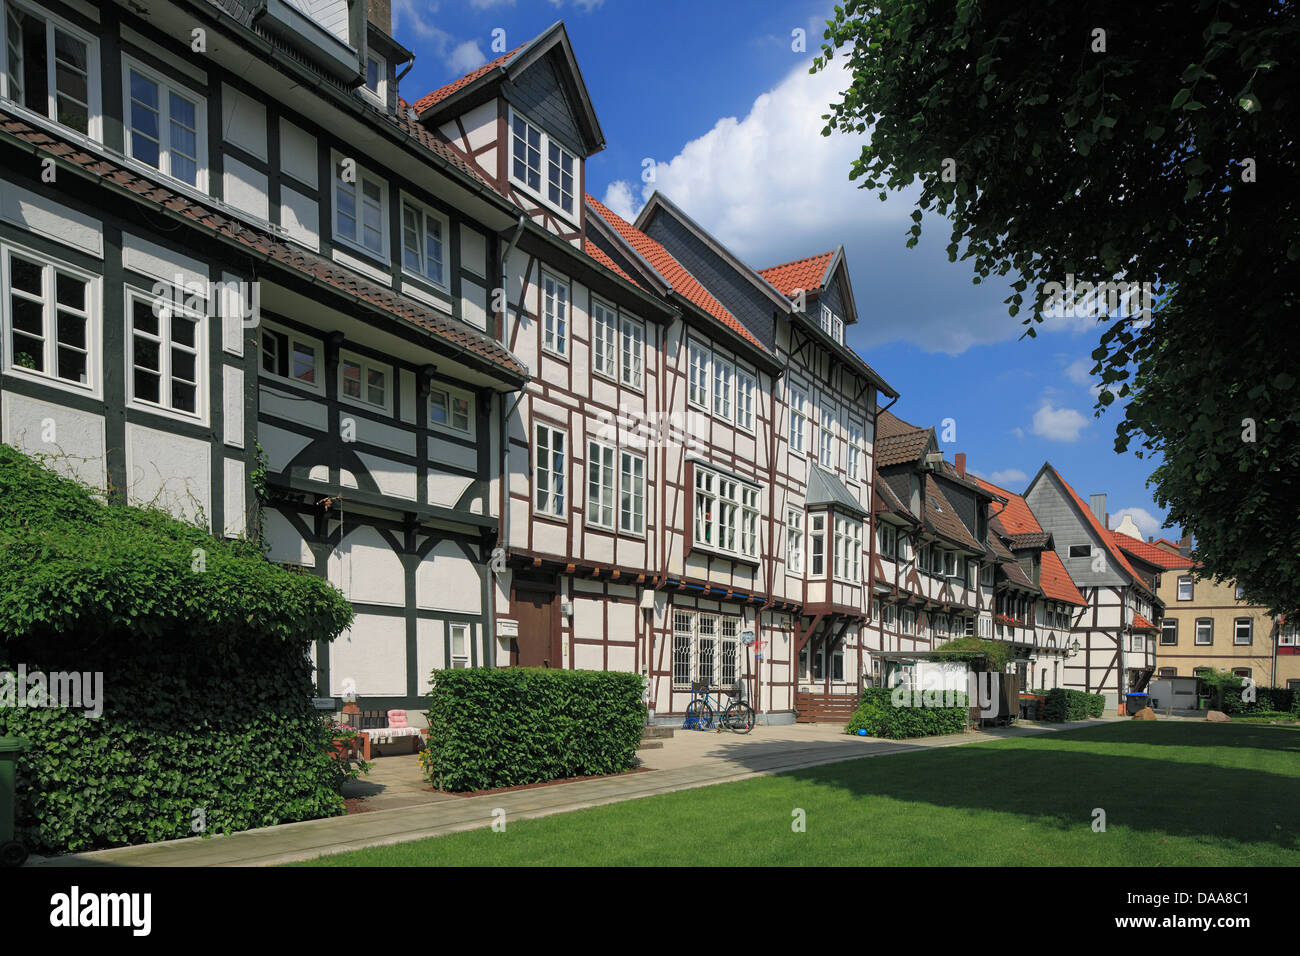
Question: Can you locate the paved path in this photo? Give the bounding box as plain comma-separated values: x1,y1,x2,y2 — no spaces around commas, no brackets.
29,718,1119,867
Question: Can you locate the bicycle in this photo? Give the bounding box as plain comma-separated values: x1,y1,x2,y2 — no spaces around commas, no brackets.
684,680,756,734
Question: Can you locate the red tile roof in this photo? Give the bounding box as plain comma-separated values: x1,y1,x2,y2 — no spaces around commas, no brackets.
1040,548,1087,605
583,240,641,289
586,195,765,351
413,46,524,114
1047,467,1150,593
875,410,932,467
0,109,526,382
758,251,835,298
1108,531,1197,571
971,475,1042,535
1131,613,1157,630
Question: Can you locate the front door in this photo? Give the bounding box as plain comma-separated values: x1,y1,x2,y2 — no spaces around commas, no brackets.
513,587,557,668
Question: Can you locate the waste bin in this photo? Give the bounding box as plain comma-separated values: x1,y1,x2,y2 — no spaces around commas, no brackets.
1125,692,1149,714
0,736,31,867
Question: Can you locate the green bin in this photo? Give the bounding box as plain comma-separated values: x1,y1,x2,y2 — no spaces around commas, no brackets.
0,737,31,867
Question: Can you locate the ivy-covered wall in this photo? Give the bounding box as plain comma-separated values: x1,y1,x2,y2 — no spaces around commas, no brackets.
0,445,354,854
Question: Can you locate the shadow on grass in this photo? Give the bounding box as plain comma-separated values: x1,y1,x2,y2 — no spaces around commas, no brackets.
766,722,1300,851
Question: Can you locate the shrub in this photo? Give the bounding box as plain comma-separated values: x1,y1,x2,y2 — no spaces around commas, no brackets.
0,445,354,854
421,668,646,792
1221,683,1295,715
1041,688,1105,721
846,687,970,739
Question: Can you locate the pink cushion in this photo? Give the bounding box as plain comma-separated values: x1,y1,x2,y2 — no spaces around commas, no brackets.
387,709,408,728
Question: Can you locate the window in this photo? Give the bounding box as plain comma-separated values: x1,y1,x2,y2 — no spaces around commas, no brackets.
510,109,576,217
966,559,977,589
3,244,94,390
964,616,975,637
1133,634,1144,653
334,158,387,257
1234,618,1252,645
1159,619,1177,645
1158,667,1177,678
846,419,862,480
692,465,759,560
1177,575,1193,601
712,355,733,420
980,562,994,586
449,622,470,668
879,522,896,558
429,384,473,436
673,611,693,689
788,383,807,454
819,400,836,468
260,323,321,392
943,550,958,577
126,289,202,418
540,271,568,357
338,351,390,413
619,451,645,535
834,516,862,582
400,199,446,287
535,423,566,518
2,1,99,138
1281,622,1299,647
786,507,804,573
735,369,756,432
1233,667,1252,679
978,615,992,638
809,512,826,576
688,340,710,409
362,52,386,105
1068,544,1091,558
672,610,744,690
881,603,897,629
1235,584,1246,601
820,303,844,344
1194,618,1213,646
592,299,617,378
620,314,644,389
897,534,911,562
125,59,203,188
586,440,615,530
902,608,916,636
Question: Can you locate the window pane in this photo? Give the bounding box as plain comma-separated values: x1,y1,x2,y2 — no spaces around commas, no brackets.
10,255,41,295
53,29,89,134
429,390,448,425
366,367,385,405
342,360,361,398
19,14,47,117
171,347,195,384
452,397,469,430
292,342,316,382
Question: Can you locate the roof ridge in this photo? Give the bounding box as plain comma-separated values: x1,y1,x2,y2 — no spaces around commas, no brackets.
412,43,526,114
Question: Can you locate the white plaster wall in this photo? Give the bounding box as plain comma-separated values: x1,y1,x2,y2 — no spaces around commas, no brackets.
331,613,407,697
125,423,210,526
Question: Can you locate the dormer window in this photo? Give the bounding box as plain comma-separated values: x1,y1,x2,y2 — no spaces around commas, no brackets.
362,52,386,106
509,108,577,218
820,303,844,344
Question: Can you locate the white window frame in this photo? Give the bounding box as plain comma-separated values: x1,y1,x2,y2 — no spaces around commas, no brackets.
1177,575,1194,601
122,54,206,191
692,463,760,561
338,348,392,415
789,382,808,455
834,515,862,583
820,303,844,344
361,50,387,107
534,422,567,519
428,381,475,439
507,106,577,220
449,621,470,668
880,522,896,558
809,512,826,576
1194,618,1213,646
819,398,837,468
540,270,569,358
258,320,324,395
1,241,99,397
591,297,617,379
332,151,389,260
735,367,756,433
1,0,102,141
846,417,863,481
620,313,644,390
712,354,734,421
124,285,206,424
619,449,645,536
1234,617,1252,645
399,193,448,290
687,339,710,410
786,507,804,574
586,438,615,531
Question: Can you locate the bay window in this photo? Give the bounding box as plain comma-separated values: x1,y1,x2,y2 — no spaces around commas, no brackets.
834,515,862,582
786,507,804,573
809,512,826,576
692,465,759,560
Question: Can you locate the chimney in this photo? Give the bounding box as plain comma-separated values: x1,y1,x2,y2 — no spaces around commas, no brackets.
1178,534,1192,556
955,453,966,478
367,0,392,34
1089,493,1107,527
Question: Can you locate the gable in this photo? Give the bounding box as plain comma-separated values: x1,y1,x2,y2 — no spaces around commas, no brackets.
502,53,585,157
1025,471,1126,587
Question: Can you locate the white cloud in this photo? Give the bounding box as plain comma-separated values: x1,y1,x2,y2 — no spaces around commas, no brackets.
1031,403,1088,442
447,40,487,75
599,59,1032,354
990,468,1028,487
392,0,445,40
1011,427,1025,440
600,180,638,222
1065,357,1092,385
1112,506,1163,539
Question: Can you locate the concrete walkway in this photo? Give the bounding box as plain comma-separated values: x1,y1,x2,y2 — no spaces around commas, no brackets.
28,717,1118,867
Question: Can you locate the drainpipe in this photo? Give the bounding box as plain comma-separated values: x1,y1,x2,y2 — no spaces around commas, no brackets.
494,216,527,667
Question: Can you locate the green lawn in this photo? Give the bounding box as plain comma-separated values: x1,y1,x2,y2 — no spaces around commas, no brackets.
296,722,1300,866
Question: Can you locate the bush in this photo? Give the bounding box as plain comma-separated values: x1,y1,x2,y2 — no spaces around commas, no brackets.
846,687,970,739
1220,682,1295,715
420,668,646,792
1042,688,1105,721
0,445,354,854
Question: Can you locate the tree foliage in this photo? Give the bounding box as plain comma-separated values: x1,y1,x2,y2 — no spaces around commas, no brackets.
815,1,1300,614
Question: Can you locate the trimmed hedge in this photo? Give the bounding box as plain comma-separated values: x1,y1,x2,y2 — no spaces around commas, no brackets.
1220,683,1296,715
421,668,646,792
845,687,970,739
0,444,354,854
1042,688,1106,721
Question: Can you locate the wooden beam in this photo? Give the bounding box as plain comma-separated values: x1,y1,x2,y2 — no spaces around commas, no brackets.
795,613,825,655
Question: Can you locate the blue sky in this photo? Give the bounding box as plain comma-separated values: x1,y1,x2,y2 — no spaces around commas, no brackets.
391,0,1178,541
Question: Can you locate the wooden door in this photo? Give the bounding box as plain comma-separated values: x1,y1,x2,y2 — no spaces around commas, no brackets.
513,587,557,668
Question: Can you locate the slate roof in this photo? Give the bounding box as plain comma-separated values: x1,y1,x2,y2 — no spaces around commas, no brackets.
806,465,869,518
585,195,767,352
1045,466,1152,595
0,108,527,382
923,477,984,553
1007,531,1052,550
873,468,916,521
758,251,835,297
973,474,1087,605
